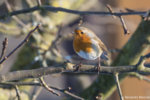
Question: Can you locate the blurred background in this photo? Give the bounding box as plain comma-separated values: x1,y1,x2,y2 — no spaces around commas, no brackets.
0,0,150,100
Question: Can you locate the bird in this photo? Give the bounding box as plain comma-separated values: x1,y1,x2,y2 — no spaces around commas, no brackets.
73,26,108,72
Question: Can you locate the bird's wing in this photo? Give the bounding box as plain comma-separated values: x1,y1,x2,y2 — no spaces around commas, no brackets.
93,35,108,52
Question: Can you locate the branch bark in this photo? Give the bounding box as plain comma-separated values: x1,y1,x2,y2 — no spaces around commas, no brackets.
0,65,136,82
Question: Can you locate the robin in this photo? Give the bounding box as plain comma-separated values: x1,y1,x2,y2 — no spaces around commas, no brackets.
73,26,108,72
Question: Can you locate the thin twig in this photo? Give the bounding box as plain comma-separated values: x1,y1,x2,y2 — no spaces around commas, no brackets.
143,10,150,21
105,4,116,19
114,73,124,100
14,85,21,100
31,86,42,100
4,0,26,28
136,53,150,67
118,15,130,35
0,82,84,100
63,90,84,100
0,5,148,19
39,77,60,96
129,72,150,83
43,24,63,56
0,38,8,61
0,24,40,64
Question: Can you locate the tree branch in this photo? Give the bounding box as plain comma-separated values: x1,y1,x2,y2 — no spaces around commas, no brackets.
0,24,40,65
0,38,8,61
0,5,148,19
0,64,136,82
0,51,149,82
0,81,84,100
14,85,21,100
39,77,60,96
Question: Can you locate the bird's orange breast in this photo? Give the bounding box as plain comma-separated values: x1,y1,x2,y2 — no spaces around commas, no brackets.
73,34,92,53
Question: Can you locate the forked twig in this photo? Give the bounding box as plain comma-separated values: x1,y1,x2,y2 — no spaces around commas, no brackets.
39,77,60,96
0,24,40,65
0,81,84,100
105,4,116,19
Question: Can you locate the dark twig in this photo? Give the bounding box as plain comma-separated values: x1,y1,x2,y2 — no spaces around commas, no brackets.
0,24,40,65
105,4,116,19
43,24,63,56
105,5,130,35
0,82,84,100
0,5,148,19
118,15,130,35
39,77,60,96
114,73,124,100
136,53,150,67
49,24,63,52
14,85,21,100
0,38,8,61
4,0,26,28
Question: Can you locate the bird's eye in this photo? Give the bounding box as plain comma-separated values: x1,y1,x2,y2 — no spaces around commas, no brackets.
81,31,84,34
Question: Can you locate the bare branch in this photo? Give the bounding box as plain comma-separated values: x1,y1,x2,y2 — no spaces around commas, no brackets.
0,82,84,100
118,15,130,35
14,85,21,100
105,4,116,19
0,38,8,61
42,24,63,59
0,65,136,82
114,73,124,100
0,5,148,19
4,0,26,28
39,77,60,96
136,53,150,67
0,24,40,65
46,24,63,53
129,72,150,83
63,89,84,100
0,51,149,82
